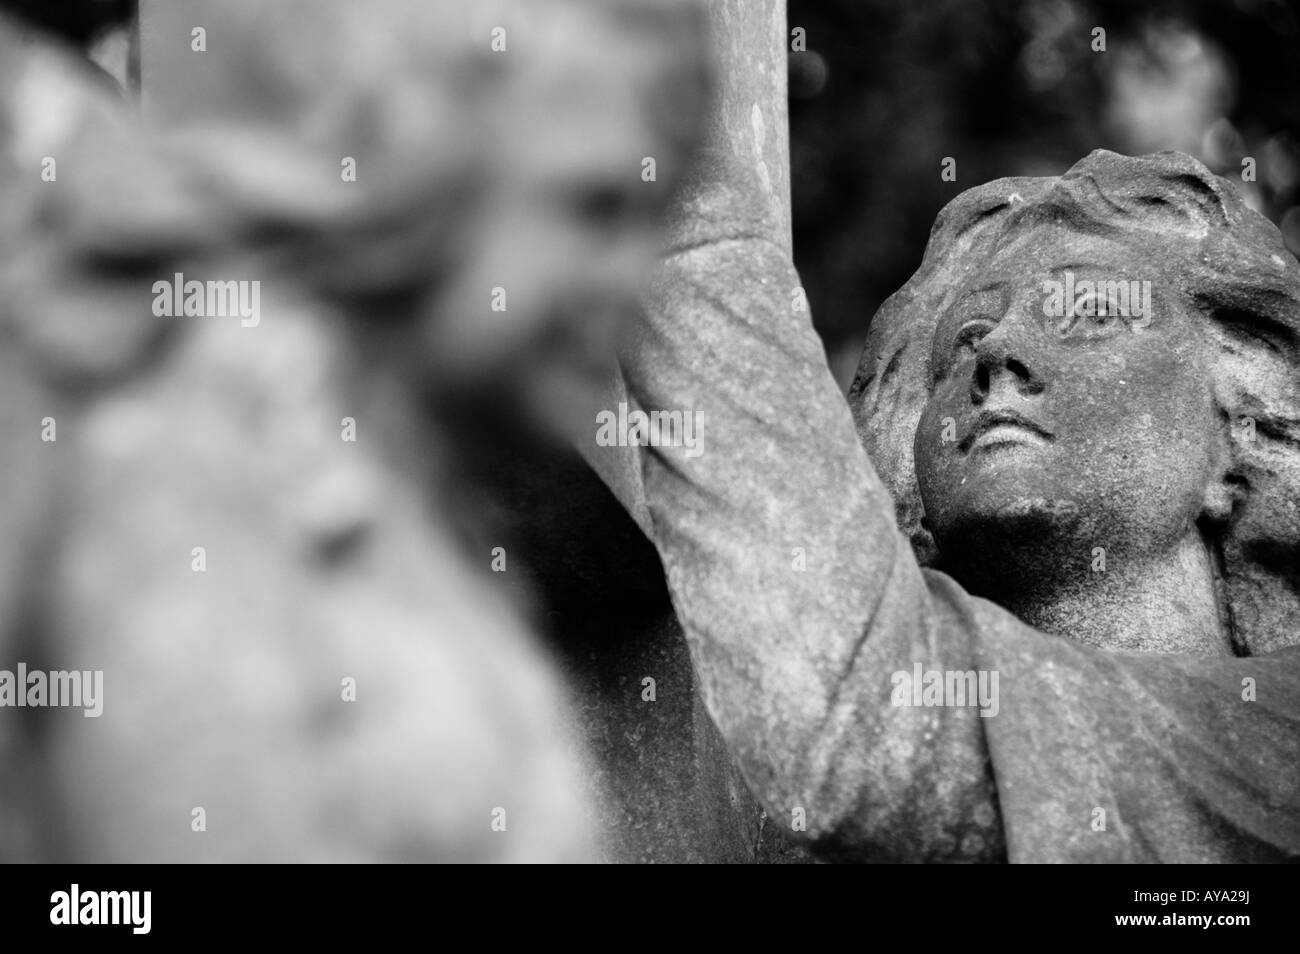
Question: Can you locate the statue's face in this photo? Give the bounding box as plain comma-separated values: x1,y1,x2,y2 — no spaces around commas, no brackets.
913,226,1221,583
422,9,697,440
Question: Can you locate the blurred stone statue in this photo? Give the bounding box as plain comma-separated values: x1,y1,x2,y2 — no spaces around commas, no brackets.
0,0,707,862
601,19,1300,859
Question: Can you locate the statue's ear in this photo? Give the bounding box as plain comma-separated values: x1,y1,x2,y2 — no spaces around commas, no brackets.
1200,416,1247,528
1201,477,1237,527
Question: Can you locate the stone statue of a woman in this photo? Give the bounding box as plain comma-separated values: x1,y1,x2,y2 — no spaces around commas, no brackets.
607,119,1300,863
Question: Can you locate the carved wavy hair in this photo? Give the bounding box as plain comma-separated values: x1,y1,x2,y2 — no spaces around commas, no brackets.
848,149,1300,656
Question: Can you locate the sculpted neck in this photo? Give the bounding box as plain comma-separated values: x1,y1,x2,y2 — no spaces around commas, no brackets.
996,532,1232,656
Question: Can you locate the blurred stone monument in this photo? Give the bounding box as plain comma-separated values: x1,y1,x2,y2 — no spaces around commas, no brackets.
0,0,810,861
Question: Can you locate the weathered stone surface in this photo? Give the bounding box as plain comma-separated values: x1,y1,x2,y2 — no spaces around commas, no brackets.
850,149,1300,658
453,412,807,861
566,0,812,861
617,135,1300,858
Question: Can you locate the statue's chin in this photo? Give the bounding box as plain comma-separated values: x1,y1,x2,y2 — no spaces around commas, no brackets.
933,489,1086,541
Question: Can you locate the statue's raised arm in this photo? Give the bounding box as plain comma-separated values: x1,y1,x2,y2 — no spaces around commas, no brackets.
594,0,1300,862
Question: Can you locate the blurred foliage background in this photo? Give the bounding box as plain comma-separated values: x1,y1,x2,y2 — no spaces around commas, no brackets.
788,0,1300,385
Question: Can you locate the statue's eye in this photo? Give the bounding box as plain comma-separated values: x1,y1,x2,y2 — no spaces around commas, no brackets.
1075,291,1120,322
1057,291,1123,338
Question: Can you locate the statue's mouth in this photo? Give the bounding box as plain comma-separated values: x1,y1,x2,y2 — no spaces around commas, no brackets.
959,409,1053,453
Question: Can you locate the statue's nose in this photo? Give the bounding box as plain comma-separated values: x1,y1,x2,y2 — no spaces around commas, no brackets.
970,315,1045,403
